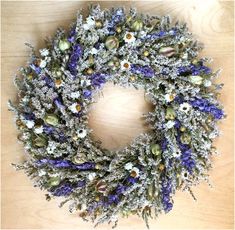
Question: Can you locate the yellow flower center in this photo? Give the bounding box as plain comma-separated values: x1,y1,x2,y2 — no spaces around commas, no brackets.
126,33,132,39
130,170,137,178
159,164,165,171
76,104,82,112
55,79,62,86
123,63,129,68
169,94,175,101
130,76,135,81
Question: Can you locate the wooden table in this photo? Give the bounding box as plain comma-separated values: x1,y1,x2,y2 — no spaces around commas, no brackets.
1,1,234,229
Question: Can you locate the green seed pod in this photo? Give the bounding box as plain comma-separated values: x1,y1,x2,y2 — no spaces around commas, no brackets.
151,144,162,156
96,181,107,193
107,60,114,67
131,19,143,31
72,155,86,164
44,114,59,126
32,135,47,148
105,36,119,50
165,107,176,120
88,55,94,65
147,183,155,199
159,47,175,57
144,24,154,32
180,133,191,144
48,177,60,187
59,39,70,51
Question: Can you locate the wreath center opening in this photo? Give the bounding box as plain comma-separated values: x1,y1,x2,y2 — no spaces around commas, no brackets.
88,83,153,151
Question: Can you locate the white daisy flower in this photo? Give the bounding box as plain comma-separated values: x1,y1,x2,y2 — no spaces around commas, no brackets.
76,128,87,138
25,120,35,129
39,48,49,57
88,172,96,181
165,120,175,129
46,141,56,154
69,103,82,113
124,162,133,171
131,167,140,177
39,60,47,68
70,91,81,99
83,16,95,30
34,125,43,134
164,93,175,102
120,60,131,71
124,32,136,43
179,102,192,114
173,150,181,158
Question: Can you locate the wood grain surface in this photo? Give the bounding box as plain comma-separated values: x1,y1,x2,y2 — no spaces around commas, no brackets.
1,1,234,229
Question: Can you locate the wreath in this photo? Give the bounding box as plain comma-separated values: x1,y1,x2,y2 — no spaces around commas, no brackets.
9,5,225,228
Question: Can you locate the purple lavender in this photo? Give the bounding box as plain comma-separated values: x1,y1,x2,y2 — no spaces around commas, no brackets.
174,95,184,104
174,119,181,129
52,182,73,196
176,130,196,173
43,125,55,134
107,9,124,34
160,138,168,151
24,112,35,120
143,28,177,40
30,63,41,74
190,98,224,119
54,97,65,110
180,149,196,173
116,184,127,195
68,26,76,43
130,64,155,78
67,44,83,76
35,159,95,170
57,132,67,143
161,177,173,212
52,180,85,197
177,64,211,76
126,176,139,184
43,75,54,88
90,73,107,88
107,194,119,204
77,180,86,188
83,89,92,98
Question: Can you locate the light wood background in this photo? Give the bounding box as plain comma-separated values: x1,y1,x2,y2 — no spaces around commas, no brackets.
1,1,234,229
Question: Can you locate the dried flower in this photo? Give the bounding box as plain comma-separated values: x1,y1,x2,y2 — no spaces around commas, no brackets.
179,102,191,114
76,129,87,138
120,60,131,71
105,36,119,50
159,47,175,57
124,32,136,43
151,144,162,156
69,103,82,113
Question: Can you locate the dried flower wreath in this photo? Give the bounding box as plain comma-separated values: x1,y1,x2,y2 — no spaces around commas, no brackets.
9,5,225,228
